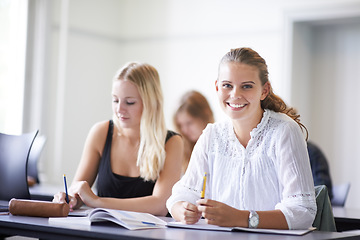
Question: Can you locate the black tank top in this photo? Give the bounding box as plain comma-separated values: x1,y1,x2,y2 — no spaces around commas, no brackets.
97,120,178,198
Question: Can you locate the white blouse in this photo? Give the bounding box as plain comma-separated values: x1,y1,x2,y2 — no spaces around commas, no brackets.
166,109,317,230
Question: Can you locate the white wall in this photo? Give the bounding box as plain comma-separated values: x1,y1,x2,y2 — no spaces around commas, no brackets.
315,21,360,208
24,0,360,207
288,9,360,208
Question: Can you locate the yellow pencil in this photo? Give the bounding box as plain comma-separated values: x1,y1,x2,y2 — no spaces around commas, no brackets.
200,172,207,199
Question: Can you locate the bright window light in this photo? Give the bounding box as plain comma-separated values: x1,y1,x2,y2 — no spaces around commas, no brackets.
0,0,28,134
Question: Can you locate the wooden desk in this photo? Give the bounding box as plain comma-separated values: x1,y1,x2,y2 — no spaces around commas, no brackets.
333,207,360,232
1,214,360,240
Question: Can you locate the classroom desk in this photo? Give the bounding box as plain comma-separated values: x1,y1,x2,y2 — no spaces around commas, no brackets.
29,183,62,201
1,214,360,240
29,183,98,201
333,207,360,232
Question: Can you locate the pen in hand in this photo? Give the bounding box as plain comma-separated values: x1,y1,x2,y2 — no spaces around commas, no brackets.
63,174,69,204
200,172,207,199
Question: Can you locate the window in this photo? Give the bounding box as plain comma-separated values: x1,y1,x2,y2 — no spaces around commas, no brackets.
0,0,28,134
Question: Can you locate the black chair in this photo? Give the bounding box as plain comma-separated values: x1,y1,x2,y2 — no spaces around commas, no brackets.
0,130,39,201
331,183,351,207
27,135,46,184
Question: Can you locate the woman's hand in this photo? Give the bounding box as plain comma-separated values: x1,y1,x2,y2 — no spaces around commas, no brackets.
53,181,98,210
52,192,80,211
197,199,248,227
69,181,99,208
171,201,202,224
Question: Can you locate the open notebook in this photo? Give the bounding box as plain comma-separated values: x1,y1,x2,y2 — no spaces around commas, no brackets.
167,219,316,236
50,208,315,234
49,208,167,230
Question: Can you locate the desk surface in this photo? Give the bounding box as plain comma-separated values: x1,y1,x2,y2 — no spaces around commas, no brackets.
333,207,360,220
1,214,360,240
333,207,360,232
29,183,98,201
29,183,62,201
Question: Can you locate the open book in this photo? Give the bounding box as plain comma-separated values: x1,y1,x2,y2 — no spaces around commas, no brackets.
49,208,167,230
167,219,316,236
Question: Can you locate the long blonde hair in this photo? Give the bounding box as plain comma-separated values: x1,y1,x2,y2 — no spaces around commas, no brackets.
112,62,167,181
219,47,308,139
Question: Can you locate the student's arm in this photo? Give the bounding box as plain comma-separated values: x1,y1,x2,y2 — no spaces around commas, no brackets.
53,121,108,208
71,134,184,216
273,122,316,229
197,199,288,229
71,121,108,185
167,124,212,222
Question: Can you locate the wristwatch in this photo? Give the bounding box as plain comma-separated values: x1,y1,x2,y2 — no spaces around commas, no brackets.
248,210,259,229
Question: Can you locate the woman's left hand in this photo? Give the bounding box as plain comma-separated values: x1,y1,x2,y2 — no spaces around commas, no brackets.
70,181,99,208
196,199,248,227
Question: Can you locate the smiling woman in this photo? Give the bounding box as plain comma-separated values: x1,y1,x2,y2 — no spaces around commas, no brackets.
215,63,270,138
167,48,316,231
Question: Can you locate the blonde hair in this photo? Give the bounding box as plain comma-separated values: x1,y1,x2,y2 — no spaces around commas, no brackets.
173,90,214,173
112,62,167,181
219,47,308,139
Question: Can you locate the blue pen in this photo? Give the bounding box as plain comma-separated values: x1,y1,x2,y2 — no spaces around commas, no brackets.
141,221,156,226
123,218,160,226
63,174,69,204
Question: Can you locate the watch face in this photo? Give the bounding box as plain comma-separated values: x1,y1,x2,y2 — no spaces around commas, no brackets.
250,217,259,226
249,211,259,228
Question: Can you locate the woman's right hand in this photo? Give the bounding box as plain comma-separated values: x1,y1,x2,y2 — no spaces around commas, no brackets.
52,192,81,211
171,201,202,224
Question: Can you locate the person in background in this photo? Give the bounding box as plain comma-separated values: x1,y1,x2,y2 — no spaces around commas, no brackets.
166,47,317,230
173,90,214,174
53,62,183,216
307,141,333,200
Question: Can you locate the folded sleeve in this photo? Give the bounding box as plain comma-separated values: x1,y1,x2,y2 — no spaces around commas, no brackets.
273,121,317,229
166,125,211,215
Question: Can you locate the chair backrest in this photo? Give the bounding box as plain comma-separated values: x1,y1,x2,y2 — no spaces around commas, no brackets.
0,130,39,201
27,135,46,184
312,185,337,232
331,183,351,207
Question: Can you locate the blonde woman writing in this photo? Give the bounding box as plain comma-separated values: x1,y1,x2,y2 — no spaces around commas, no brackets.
53,62,183,216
